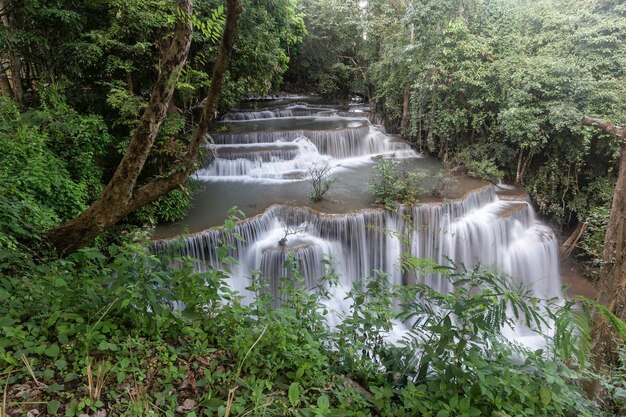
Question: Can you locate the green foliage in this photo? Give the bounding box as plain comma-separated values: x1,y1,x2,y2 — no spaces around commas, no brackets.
132,188,193,225
424,170,458,197
369,159,427,208
190,5,225,43
608,348,626,416
285,0,364,99
384,259,597,417
577,204,610,275
336,272,397,381
105,82,146,129
0,98,91,225
456,148,504,183
0,0,307,230
24,92,113,200
350,0,626,235
226,0,306,98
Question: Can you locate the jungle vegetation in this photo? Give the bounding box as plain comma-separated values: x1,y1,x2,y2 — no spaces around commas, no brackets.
1,0,626,415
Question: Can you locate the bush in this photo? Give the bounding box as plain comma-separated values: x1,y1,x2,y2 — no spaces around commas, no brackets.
131,186,193,225
424,170,458,197
369,159,427,208
0,98,89,224
577,204,610,277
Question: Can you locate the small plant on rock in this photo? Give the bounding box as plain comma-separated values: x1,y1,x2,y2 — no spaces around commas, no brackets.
308,162,335,202
278,218,308,248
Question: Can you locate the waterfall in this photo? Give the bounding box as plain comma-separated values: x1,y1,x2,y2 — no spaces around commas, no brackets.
202,125,412,180
222,103,367,121
224,109,296,120
157,100,563,348
155,186,562,311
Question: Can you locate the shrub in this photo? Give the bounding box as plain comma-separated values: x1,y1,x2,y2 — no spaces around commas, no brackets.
131,187,193,225
308,162,335,202
425,170,459,197
369,159,427,208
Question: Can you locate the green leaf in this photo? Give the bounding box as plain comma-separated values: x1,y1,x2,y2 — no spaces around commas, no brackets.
317,394,330,411
289,382,300,407
47,399,60,415
64,372,78,382
459,397,470,412
42,368,55,380
540,386,552,406
55,358,68,370
0,316,16,327
44,344,60,358
47,383,64,393
97,341,118,351
467,408,481,417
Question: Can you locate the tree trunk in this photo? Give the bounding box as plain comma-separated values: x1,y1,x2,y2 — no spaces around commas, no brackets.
593,143,626,352
0,0,23,104
126,70,134,93
401,85,410,134
580,116,626,386
515,149,532,184
515,150,524,184
48,0,243,255
560,221,588,258
48,0,195,254
9,52,23,103
0,60,12,97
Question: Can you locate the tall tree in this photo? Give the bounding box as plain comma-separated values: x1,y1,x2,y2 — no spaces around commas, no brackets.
581,116,626,370
47,0,243,255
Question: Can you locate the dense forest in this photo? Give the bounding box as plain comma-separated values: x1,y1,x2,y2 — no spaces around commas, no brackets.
1,0,626,416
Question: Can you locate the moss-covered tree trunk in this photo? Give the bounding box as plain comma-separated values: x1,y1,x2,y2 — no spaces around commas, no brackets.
48,0,243,255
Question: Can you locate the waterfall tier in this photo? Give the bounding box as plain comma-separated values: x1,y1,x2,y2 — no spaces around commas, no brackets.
201,118,413,180
155,186,561,303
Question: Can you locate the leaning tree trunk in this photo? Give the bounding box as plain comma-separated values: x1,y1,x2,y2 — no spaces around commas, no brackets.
580,116,626,393
48,0,243,255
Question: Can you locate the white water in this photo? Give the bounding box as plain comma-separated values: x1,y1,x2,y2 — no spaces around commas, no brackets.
157,102,563,349
157,187,560,296
201,114,413,181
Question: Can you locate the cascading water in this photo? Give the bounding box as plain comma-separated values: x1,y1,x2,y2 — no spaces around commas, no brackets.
156,186,561,299
155,100,563,348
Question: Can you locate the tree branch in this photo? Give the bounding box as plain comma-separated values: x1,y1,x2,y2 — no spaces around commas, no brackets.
581,116,625,140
